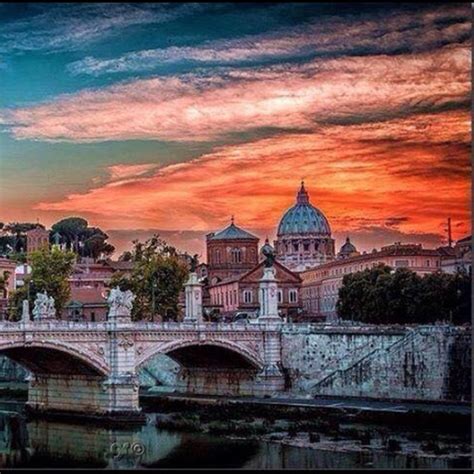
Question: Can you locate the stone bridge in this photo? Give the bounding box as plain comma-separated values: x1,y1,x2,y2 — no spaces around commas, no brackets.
0,318,284,417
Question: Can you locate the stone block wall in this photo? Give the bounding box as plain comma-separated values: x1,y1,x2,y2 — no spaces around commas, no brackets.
281,325,471,401
27,374,140,415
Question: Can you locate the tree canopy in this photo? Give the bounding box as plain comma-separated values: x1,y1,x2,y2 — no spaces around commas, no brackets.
110,235,189,321
51,217,115,260
337,264,471,325
9,246,76,321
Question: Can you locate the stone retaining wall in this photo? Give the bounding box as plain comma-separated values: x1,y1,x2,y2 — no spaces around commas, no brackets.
281,325,471,401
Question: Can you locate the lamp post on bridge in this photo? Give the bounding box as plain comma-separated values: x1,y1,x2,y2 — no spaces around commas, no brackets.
150,273,158,322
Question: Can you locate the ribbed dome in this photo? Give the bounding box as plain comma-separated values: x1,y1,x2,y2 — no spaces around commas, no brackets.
277,183,331,236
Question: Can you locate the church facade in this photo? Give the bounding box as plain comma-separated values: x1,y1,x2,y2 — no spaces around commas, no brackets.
205,219,302,318
206,218,259,284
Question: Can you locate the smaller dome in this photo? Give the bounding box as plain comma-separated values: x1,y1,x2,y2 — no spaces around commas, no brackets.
338,237,358,258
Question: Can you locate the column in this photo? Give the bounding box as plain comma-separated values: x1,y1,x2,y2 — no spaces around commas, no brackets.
184,272,203,323
258,267,281,323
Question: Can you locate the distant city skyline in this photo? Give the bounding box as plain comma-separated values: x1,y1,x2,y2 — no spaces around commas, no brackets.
0,3,470,257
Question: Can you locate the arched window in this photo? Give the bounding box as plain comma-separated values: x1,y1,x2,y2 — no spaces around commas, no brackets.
231,248,242,263
215,249,221,263
243,290,253,303
289,289,298,303
278,289,283,303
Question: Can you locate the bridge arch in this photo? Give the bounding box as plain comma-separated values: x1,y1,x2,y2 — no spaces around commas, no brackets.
0,341,109,377
137,339,264,372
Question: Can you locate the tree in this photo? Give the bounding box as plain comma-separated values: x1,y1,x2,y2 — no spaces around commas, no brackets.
337,264,393,323
8,246,76,321
51,217,115,260
337,264,472,325
110,235,189,321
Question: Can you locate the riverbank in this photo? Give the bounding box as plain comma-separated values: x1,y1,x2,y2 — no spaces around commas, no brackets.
140,392,471,468
0,390,471,469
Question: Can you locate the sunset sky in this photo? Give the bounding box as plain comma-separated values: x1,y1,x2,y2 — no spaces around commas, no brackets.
0,3,471,257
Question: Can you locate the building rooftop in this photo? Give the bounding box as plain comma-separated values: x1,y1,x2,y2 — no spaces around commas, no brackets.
301,242,442,275
208,218,258,241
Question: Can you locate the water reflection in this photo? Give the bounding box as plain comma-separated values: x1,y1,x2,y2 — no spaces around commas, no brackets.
0,407,468,469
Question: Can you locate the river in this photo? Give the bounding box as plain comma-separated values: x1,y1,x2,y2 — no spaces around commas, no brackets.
0,399,470,469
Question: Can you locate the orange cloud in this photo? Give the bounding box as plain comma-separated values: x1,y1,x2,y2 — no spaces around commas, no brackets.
35,109,471,244
2,43,469,142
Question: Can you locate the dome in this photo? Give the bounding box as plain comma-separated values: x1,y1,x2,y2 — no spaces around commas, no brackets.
339,237,357,255
277,182,331,236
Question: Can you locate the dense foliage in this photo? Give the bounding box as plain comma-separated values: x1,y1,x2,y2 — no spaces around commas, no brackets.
9,246,76,321
110,235,189,321
0,218,114,262
51,217,115,260
337,264,471,325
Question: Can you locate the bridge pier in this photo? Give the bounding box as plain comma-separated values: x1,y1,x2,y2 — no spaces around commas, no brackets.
25,288,142,419
254,322,285,394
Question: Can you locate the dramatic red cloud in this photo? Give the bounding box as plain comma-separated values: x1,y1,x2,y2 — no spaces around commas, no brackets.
3,43,469,142
35,109,471,245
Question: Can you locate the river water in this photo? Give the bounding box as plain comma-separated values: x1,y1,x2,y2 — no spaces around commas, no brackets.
0,400,470,469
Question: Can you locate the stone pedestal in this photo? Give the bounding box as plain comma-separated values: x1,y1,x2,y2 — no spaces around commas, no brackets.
184,272,203,323
105,288,141,415
21,300,30,325
258,267,281,323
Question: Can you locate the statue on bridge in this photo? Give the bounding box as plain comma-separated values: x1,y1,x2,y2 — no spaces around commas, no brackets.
32,292,56,320
261,239,276,268
189,254,199,273
107,287,135,320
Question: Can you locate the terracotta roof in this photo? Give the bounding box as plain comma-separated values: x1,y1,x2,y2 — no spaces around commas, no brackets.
208,260,301,288
68,287,107,305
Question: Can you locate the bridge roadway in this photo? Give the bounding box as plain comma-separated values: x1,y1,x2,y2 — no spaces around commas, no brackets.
0,319,286,417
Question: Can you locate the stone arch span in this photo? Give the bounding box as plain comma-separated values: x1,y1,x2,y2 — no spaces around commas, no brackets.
0,341,109,377
137,339,264,371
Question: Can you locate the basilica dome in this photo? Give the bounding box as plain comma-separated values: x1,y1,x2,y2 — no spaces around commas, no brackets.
277,182,331,236
274,182,335,272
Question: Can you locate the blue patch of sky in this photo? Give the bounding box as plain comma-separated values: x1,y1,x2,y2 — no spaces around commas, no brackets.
0,2,420,107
